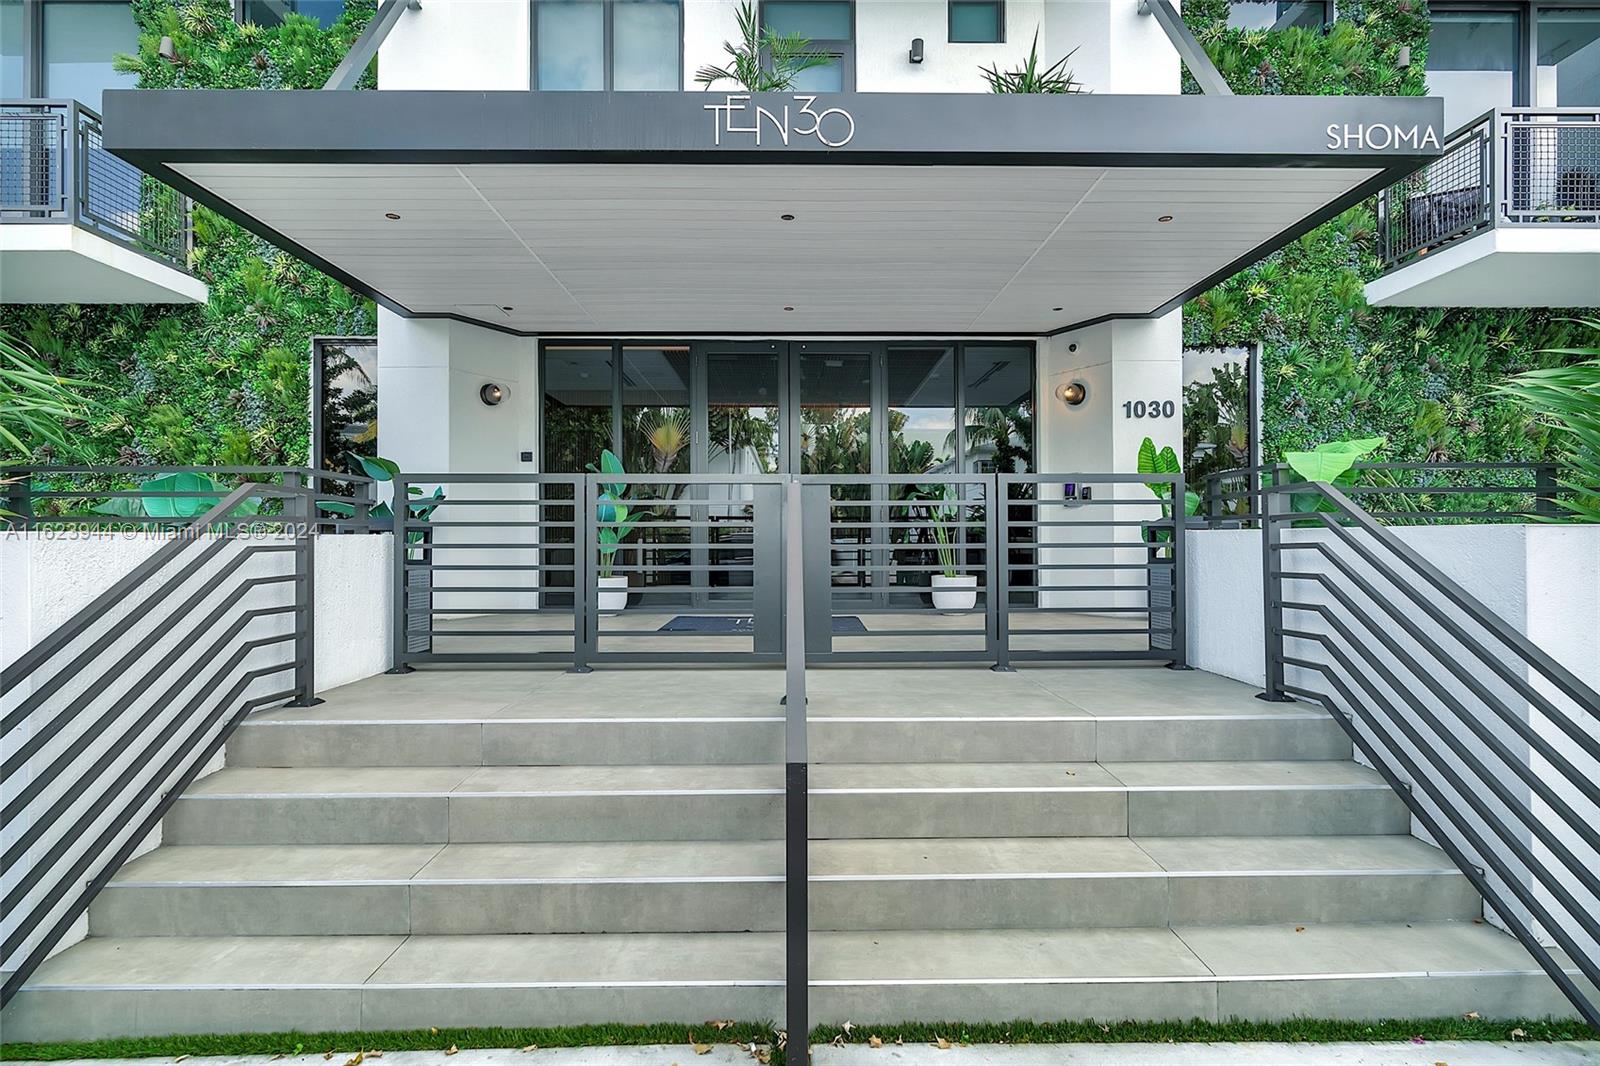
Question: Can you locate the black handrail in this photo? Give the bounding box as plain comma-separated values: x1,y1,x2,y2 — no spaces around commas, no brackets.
0,482,325,1006
1259,477,1600,1028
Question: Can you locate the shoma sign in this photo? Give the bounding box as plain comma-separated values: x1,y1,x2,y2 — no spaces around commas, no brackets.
1326,122,1443,151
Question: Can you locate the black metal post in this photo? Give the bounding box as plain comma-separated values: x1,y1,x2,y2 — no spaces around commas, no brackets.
1534,462,1560,518
1257,467,1291,702
285,472,322,707
387,474,413,673
571,475,595,673
1168,471,1192,670
782,476,809,1062
5,471,33,530
991,476,1013,672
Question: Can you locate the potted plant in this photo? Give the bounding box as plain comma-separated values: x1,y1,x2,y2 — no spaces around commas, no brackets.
916,484,977,612
590,449,640,612
694,0,833,92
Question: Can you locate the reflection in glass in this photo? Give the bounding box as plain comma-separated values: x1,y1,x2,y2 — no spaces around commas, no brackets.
887,346,955,476
43,1,138,112
1428,10,1520,130
1537,9,1600,107
317,340,378,482
708,352,781,476
1,1,22,100
613,0,681,90
621,346,692,479
799,352,872,475
964,345,1033,474
763,1,851,39
537,1,606,90
949,0,1002,43
542,346,613,473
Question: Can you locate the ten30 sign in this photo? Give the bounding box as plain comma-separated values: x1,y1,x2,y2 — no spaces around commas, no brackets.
705,94,856,148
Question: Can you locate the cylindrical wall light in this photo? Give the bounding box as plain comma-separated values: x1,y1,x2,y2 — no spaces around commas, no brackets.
1056,381,1088,407
479,383,506,407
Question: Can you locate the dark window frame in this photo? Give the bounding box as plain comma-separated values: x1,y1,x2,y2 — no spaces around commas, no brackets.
232,0,349,29
948,0,1004,44
758,0,856,92
1225,1,1335,34
1429,2,1533,107
530,0,685,93
538,338,1035,477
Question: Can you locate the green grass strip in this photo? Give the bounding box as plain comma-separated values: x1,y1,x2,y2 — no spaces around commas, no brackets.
4,1016,1593,1064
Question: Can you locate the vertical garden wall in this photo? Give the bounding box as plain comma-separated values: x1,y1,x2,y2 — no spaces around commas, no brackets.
1180,0,1598,470
0,0,377,466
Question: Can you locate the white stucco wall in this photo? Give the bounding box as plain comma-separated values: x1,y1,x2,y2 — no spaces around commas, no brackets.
0,531,392,971
1186,524,1600,963
381,0,1178,96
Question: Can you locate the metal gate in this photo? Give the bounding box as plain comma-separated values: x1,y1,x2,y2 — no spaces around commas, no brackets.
390,471,1185,670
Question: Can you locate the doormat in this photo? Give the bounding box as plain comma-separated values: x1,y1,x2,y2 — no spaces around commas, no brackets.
658,615,869,635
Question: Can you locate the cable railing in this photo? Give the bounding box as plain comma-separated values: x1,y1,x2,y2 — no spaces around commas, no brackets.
1258,479,1600,1027
1379,107,1600,269
0,100,190,269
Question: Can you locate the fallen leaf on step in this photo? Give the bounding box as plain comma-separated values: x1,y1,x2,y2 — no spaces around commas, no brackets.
711,1020,735,1030
1511,1029,1528,1041
1411,1036,1427,1045
842,1020,856,1036
933,1037,952,1050
1063,769,1076,776
895,1037,904,1046
1435,1061,1449,1066
520,1046,539,1054
692,1044,712,1056
1099,1025,1111,1034
1294,926,1306,933
444,1046,458,1057
1463,1011,1479,1020
369,1052,383,1059
869,1036,883,1048
344,1052,363,1066
323,1053,334,1061
430,1029,439,1037
175,1057,189,1063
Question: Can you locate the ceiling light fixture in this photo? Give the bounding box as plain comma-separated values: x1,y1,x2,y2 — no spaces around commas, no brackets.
1157,215,1174,223
780,214,796,221
783,306,796,311
385,212,402,220
502,306,514,312
1052,306,1064,312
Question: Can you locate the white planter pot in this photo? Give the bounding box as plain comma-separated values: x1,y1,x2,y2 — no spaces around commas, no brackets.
597,575,629,613
931,573,978,612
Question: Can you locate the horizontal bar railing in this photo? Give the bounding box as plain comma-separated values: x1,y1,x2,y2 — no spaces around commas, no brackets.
0,100,191,269
1202,461,1571,527
1379,108,1600,269
1259,478,1600,1028
4,465,379,532
0,481,326,1007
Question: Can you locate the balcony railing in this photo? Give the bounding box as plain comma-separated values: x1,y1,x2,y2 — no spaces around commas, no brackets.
1,99,191,270
1378,107,1600,269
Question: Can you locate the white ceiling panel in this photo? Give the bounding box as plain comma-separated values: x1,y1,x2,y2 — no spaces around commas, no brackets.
173,161,1381,335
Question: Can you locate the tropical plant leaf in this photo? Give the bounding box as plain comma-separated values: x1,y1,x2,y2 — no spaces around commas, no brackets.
1284,436,1386,483
355,455,401,482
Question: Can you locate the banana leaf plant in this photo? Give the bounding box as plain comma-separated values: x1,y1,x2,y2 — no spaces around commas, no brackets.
587,449,641,579
316,456,443,542
1137,436,1202,545
910,483,963,579
1276,436,1386,524
92,471,261,522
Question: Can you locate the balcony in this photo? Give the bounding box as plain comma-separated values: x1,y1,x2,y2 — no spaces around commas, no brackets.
1367,108,1600,308
0,100,207,305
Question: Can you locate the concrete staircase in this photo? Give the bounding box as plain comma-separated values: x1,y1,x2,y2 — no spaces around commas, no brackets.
2,666,1584,1040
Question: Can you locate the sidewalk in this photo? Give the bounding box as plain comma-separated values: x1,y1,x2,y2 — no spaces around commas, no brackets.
15,1044,1600,1066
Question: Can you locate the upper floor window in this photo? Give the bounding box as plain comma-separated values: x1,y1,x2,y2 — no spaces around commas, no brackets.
42,0,138,112
236,0,347,29
949,0,1002,44
534,0,682,92
762,0,852,91
1226,1,1332,32
1,1,23,99
1428,7,1522,130
1536,7,1600,107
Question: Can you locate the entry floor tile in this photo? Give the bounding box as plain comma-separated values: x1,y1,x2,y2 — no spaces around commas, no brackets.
806,668,1083,717
1023,665,1297,716
492,669,783,718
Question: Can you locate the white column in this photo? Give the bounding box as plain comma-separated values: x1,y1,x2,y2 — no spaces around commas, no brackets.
1035,310,1183,610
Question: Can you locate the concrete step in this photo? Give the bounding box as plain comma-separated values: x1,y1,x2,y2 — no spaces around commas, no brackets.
808,921,1590,1024
163,760,1405,846
228,705,1348,767
5,922,1584,1041
89,834,1475,938
811,761,1409,839
162,766,784,844
0,931,781,1041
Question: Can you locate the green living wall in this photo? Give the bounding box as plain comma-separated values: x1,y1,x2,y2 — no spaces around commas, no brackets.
0,0,377,466
1179,0,1598,483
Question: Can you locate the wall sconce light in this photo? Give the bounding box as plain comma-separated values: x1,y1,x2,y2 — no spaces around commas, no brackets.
158,36,177,62
479,383,506,407
1396,45,1411,69
1056,381,1088,407
909,38,925,63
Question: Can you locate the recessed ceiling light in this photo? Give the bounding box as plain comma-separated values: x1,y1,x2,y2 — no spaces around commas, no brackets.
1052,306,1064,312
502,306,514,312
384,212,402,220
1157,215,1174,223
783,306,795,311
780,214,796,221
